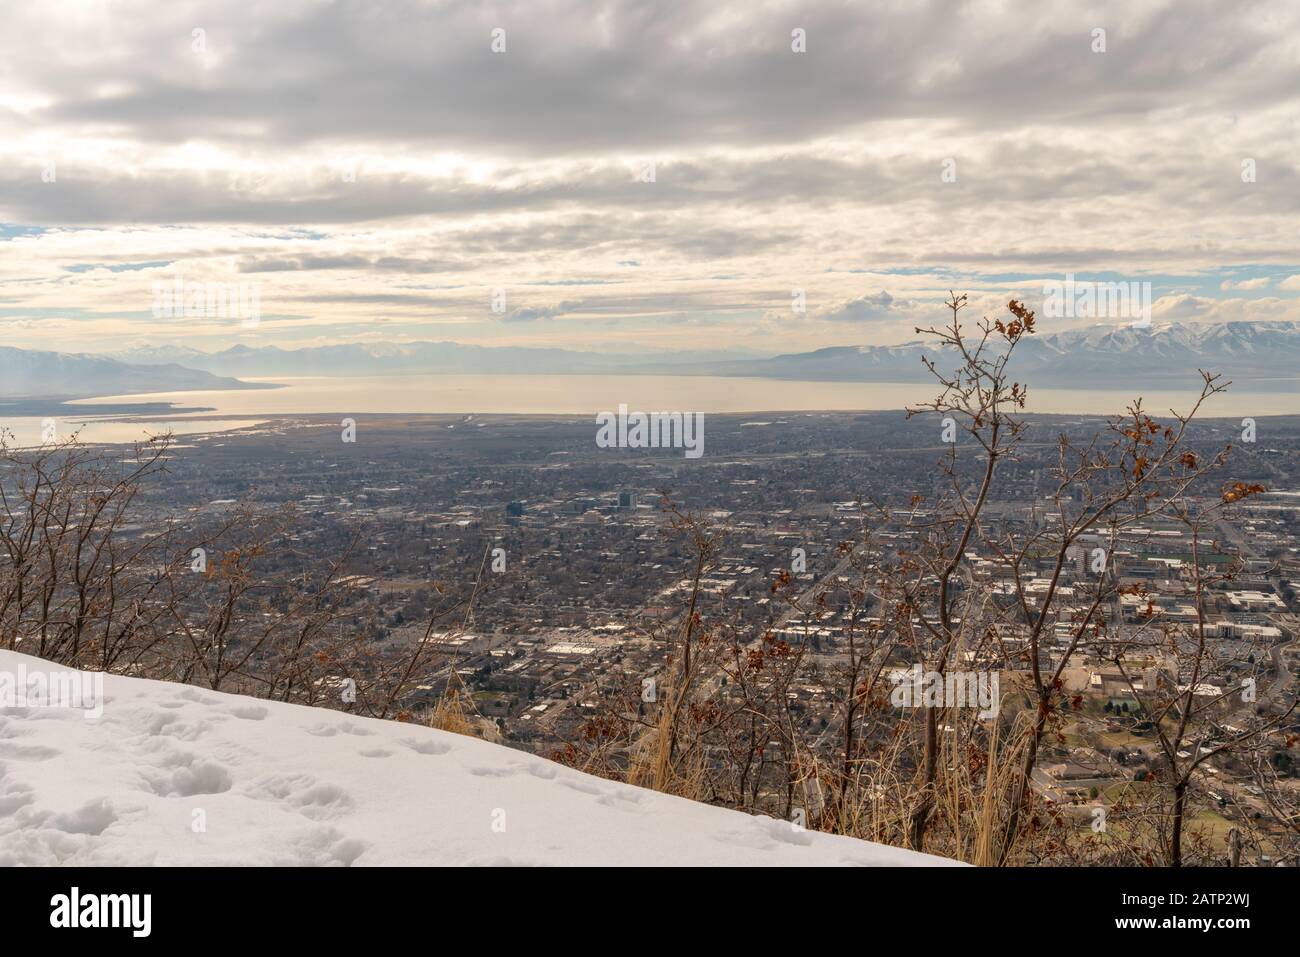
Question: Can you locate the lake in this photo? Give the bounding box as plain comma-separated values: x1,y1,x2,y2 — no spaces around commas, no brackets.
8,373,1295,445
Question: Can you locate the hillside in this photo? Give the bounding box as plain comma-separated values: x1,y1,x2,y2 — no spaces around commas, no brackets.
0,347,260,398
0,651,959,866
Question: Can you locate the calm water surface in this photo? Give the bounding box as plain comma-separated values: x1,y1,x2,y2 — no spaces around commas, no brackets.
21,373,1299,444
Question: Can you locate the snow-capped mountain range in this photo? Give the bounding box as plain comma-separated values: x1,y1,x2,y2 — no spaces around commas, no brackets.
8,321,1300,398
696,320,1300,384
108,320,1300,386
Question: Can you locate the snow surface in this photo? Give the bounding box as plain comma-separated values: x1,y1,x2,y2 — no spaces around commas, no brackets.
0,651,961,866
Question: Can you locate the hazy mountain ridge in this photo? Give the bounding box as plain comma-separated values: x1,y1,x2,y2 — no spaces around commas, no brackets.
103,320,1300,386
0,346,262,398
106,341,760,377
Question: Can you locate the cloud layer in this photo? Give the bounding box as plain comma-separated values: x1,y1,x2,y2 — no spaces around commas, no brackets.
1,0,1298,354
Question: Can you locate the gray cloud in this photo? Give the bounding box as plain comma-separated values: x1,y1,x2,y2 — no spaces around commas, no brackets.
817,291,914,323
10,0,1298,153
500,304,567,323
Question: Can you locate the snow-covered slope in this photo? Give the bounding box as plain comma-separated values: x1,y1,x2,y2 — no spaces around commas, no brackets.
0,651,958,866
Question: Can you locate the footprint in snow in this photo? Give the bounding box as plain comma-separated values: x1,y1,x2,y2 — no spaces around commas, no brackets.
399,737,451,756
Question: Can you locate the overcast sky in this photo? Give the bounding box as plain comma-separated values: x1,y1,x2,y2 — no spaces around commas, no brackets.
2,0,1299,355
